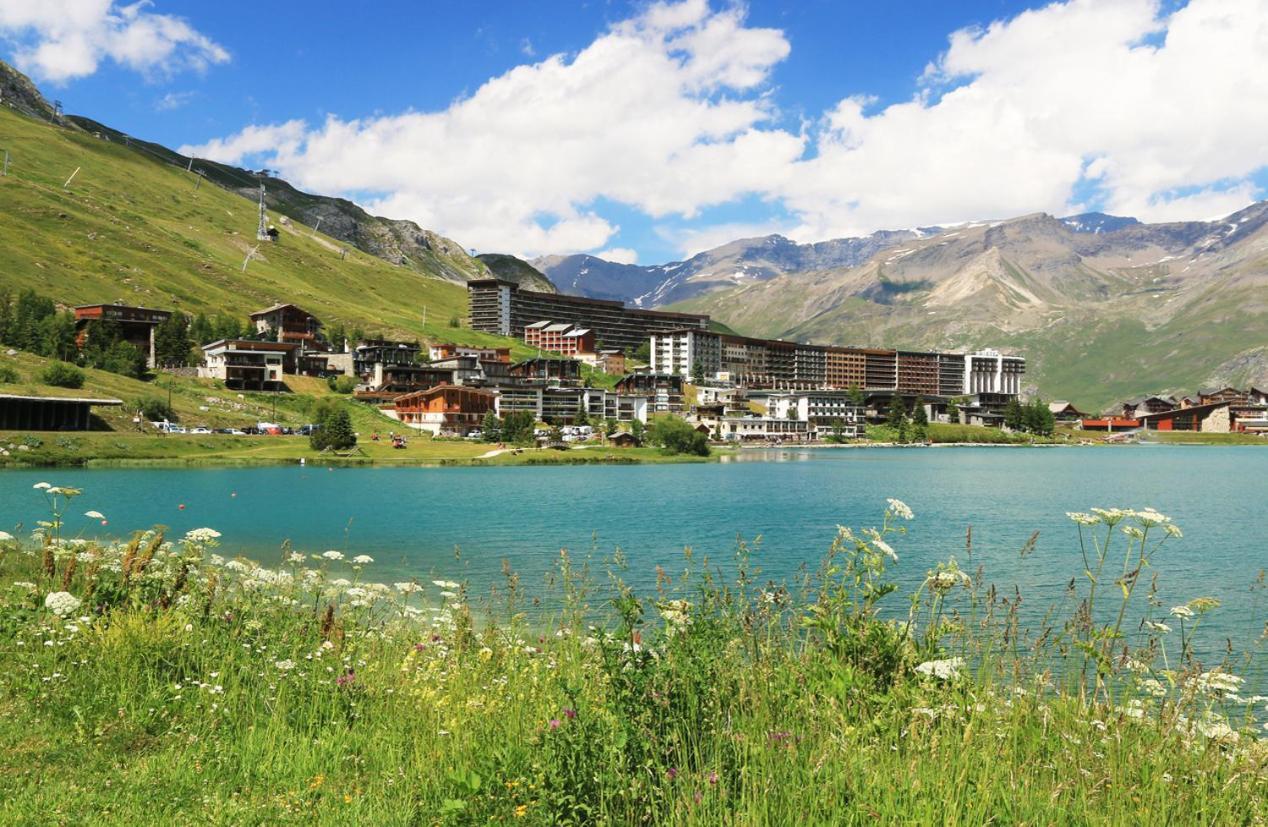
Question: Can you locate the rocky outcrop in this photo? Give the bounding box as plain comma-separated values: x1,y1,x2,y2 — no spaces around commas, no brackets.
0,59,62,123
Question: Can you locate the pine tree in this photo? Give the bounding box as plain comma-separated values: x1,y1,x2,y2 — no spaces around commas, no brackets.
190,313,214,346
481,411,502,442
912,397,928,441
886,395,907,428
1004,397,1025,431
154,313,192,367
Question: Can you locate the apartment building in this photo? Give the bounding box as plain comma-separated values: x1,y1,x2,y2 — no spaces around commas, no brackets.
199,339,296,391
250,303,324,351
523,321,597,357
768,391,865,438
393,385,495,436
467,279,709,352
73,303,172,369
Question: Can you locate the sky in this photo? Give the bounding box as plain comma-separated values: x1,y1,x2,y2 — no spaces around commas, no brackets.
3,0,1268,265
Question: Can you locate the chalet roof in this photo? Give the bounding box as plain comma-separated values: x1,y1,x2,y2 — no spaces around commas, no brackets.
524,320,552,329
202,338,298,352
563,328,592,337
544,323,573,333
1135,400,1230,420
250,303,316,320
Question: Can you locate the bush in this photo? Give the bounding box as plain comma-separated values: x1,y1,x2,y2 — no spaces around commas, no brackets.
97,340,147,379
41,361,85,388
310,401,356,451
135,396,176,423
646,414,709,456
326,374,357,394
0,364,19,383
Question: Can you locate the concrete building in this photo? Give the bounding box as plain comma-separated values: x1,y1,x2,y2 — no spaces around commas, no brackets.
467,279,709,352
523,321,597,357
614,373,685,414
720,416,812,442
1136,402,1233,433
199,339,297,391
768,391,865,438
73,304,172,369
428,343,511,363
0,393,123,430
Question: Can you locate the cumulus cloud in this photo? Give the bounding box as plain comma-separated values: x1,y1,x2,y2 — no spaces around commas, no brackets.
0,0,229,83
182,0,1268,260
181,0,799,258
594,247,639,264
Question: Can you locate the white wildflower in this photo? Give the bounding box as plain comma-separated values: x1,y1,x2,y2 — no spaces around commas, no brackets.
287,552,305,564
352,554,374,565
1164,524,1183,539
1169,605,1195,620
330,578,351,588
345,587,368,599
321,550,344,561
84,510,105,520
184,528,221,543
871,537,898,562
914,657,965,681
886,498,914,520
1121,526,1145,540
1141,678,1168,698
1145,620,1171,634
394,582,422,594
275,659,296,671
0,531,13,541
11,581,36,592
1066,512,1100,526
439,590,458,599
44,591,81,617
432,579,460,590
33,482,51,490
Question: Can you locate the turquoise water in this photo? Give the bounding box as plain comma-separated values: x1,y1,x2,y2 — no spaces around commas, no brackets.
3,446,1265,680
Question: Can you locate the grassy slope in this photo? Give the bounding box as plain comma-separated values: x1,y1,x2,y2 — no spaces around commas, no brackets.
0,105,516,351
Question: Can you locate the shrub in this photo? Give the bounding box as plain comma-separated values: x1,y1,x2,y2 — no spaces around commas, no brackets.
135,396,176,423
326,374,357,394
41,361,85,388
97,340,146,379
646,414,709,456
310,401,356,451
0,364,19,383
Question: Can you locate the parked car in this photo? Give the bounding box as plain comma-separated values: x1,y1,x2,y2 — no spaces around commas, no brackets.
297,424,321,436
191,427,212,434
465,430,483,440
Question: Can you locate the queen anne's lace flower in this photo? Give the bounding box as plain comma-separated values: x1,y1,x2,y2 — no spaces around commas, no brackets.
0,531,13,541
322,550,345,561
352,555,374,564
44,591,81,617
432,579,460,590
184,528,221,543
84,510,105,520
914,657,965,680
1169,605,1195,620
886,498,914,520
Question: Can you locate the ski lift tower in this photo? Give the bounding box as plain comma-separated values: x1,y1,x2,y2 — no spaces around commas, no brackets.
256,183,272,242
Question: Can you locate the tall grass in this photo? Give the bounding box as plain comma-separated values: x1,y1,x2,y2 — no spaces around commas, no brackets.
0,486,1264,824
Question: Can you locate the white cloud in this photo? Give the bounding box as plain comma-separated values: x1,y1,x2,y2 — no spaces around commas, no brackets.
181,0,1268,261
0,0,229,83
595,247,639,264
783,0,1268,239
154,89,193,111
180,0,798,258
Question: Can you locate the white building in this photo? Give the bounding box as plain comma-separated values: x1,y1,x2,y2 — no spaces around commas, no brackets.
493,386,649,424
768,391,864,438
199,339,295,391
650,329,721,378
964,350,1025,396
720,416,811,442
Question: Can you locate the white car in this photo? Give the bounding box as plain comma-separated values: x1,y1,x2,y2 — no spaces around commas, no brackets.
191,427,212,434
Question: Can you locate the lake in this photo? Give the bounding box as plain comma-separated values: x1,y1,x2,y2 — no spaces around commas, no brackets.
3,446,1265,679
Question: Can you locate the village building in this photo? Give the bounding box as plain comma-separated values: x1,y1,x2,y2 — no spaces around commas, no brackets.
199,339,297,391
1118,396,1177,419
392,385,495,436
614,373,684,414
0,392,123,430
608,431,638,447
428,343,511,363
767,391,865,438
720,415,812,442
250,304,324,351
508,357,582,384
467,278,710,353
1048,400,1087,421
585,349,626,375
523,321,597,357
73,303,172,369
1136,401,1234,433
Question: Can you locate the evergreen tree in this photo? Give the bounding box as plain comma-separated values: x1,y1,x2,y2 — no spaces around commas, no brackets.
40,311,77,361
886,395,907,428
189,313,214,346
946,396,961,425
12,290,56,352
574,407,589,428
847,385,866,408
0,289,13,345
604,418,619,438
481,411,502,442
691,360,705,385
912,397,929,441
630,418,646,446
311,402,356,451
154,313,192,367
99,341,146,379
1004,397,1025,431
327,323,348,353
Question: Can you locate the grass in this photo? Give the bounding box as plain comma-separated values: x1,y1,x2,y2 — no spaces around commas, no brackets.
0,105,543,359
0,497,1262,824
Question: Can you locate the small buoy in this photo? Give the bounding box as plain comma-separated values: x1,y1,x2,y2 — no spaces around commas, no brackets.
101,520,108,526
231,491,237,498
300,457,306,466
178,504,186,510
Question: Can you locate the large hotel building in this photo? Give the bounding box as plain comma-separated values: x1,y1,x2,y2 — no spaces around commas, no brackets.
649,328,1024,400
467,279,709,353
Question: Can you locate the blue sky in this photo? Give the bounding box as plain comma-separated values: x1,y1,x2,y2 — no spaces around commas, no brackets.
3,0,1266,264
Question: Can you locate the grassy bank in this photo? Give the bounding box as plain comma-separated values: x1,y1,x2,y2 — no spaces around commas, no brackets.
0,493,1263,824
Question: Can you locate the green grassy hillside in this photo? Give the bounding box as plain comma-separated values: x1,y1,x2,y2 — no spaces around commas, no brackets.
0,104,508,350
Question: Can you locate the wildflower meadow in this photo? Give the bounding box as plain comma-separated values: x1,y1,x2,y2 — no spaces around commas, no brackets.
0,486,1264,823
